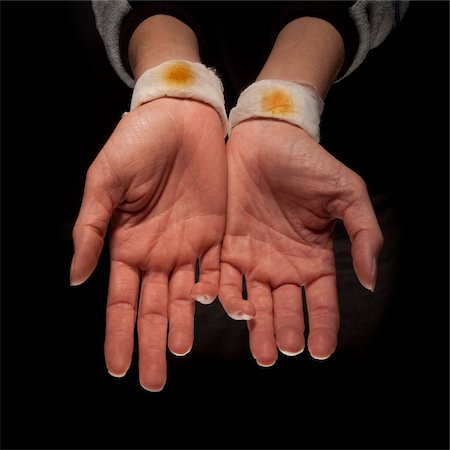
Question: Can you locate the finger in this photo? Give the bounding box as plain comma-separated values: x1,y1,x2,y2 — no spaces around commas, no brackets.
168,265,196,356
190,244,221,305
247,280,278,367
305,275,339,360
273,284,305,356
71,162,122,286
341,180,384,292
104,261,139,377
137,271,169,392
218,262,256,320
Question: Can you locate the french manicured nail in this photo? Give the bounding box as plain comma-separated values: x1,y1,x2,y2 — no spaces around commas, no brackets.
229,311,255,321
370,257,378,292
171,345,192,357
69,256,79,286
279,347,304,357
311,353,332,361
108,369,127,378
193,294,214,304
141,384,164,393
360,257,376,292
256,359,276,368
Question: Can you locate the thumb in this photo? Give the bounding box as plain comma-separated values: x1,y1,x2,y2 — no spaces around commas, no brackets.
341,182,384,292
70,162,121,286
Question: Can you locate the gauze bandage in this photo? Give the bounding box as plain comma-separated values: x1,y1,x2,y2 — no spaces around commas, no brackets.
130,60,228,137
228,80,324,142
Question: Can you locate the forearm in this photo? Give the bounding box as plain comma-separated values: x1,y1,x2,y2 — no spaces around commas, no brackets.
128,14,200,80
256,17,345,98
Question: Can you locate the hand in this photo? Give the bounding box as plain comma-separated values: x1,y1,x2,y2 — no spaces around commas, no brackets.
71,98,227,391
219,120,383,366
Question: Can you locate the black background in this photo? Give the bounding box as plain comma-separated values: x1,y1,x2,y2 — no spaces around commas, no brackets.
1,1,449,449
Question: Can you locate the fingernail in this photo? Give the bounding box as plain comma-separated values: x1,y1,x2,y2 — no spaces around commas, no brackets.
229,311,255,321
370,257,378,292
311,353,332,361
280,347,304,357
360,257,376,292
171,345,192,357
70,255,86,287
256,359,276,368
69,256,77,286
108,368,127,378
193,294,215,305
141,384,164,393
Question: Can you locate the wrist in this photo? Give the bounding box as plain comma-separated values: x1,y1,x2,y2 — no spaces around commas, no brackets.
228,79,323,142
256,17,345,98
130,60,228,136
128,14,201,80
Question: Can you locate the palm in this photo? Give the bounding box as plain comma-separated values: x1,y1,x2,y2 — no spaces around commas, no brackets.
109,100,225,273
220,120,383,366
72,98,226,391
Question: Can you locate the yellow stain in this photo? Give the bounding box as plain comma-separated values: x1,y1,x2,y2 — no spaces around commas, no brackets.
261,88,294,116
163,62,195,87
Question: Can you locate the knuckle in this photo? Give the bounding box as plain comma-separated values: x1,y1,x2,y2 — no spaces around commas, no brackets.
138,312,168,327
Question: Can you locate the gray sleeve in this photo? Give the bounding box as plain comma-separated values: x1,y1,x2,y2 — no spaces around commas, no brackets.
339,0,409,81
91,0,134,88
91,0,410,87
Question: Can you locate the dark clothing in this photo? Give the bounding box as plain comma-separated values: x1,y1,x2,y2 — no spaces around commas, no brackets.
93,0,409,89
120,1,360,109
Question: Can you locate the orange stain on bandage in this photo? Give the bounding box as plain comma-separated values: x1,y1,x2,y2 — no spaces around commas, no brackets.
163,62,195,87
261,88,294,116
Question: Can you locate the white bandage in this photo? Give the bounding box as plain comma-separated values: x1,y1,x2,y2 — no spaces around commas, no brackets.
228,80,324,142
130,60,228,137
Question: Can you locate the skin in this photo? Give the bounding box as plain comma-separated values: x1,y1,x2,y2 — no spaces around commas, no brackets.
71,98,226,391
71,14,383,389
218,17,383,366
71,16,227,392
219,120,383,365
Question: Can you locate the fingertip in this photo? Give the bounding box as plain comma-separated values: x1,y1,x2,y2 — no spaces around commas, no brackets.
169,342,193,357
280,348,304,357
71,226,105,286
170,347,192,357
276,328,305,357
69,255,89,286
191,280,218,304
140,372,166,392
228,311,256,321
351,228,382,293
310,353,332,361
70,275,88,287
70,243,99,286
105,345,133,380
307,330,337,361
355,255,377,292
370,256,378,291
223,299,256,320
168,331,193,357
191,294,216,305
250,337,278,368
70,269,91,287
359,280,375,293
108,368,128,378
256,358,277,368
106,354,130,377
255,347,278,367
140,382,165,393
